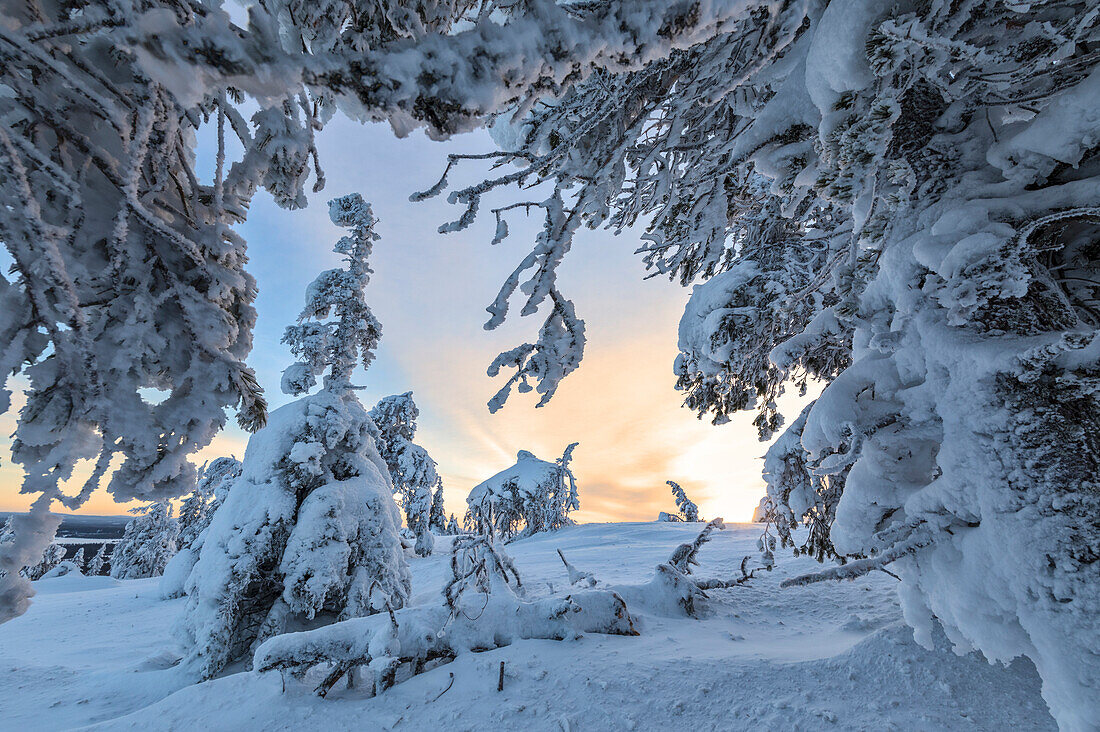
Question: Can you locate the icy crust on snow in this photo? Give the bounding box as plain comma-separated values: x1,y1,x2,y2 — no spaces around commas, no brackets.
0,523,1059,731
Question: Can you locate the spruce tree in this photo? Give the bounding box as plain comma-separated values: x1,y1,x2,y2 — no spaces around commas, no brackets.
667,481,700,522
429,478,447,534
86,545,109,577
177,195,409,680
369,392,440,556
110,502,178,580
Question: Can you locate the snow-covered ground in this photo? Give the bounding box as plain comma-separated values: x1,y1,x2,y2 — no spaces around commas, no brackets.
0,522,1056,730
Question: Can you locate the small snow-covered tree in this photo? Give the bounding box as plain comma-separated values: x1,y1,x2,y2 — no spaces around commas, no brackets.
161,456,243,599
761,403,840,563
429,478,447,534
466,443,579,540
445,514,461,536
110,501,178,580
369,392,440,556
24,543,66,581
86,545,109,577
178,457,241,552
177,194,410,680
69,548,86,573
667,481,700,522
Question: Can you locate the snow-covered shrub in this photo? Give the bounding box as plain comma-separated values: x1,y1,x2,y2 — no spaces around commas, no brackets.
667,480,700,522
761,403,840,563
177,194,410,680
369,392,440,556
110,501,178,580
39,561,83,580
466,444,579,540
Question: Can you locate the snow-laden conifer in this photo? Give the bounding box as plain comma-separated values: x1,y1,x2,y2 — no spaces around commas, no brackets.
24,544,66,581
86,545,109,577
667,481,700,522
177,195,409,680
110,502,178,580
429,479,447,534
445,515,461,536
160,457,242,599
467,444,579,540
69,549,86,574
369,393,440,556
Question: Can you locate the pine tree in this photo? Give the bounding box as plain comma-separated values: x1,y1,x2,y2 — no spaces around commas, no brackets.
177,194,410,680
110,502,179,580
86,545,109,577
667,481,700,522
445,514,461,536
369,392,440,556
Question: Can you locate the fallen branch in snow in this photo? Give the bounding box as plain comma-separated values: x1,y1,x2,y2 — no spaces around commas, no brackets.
257,524,769,695
556,549,597,587
431,672,455,702
667,517,725,574
620,519,765,617
255,536,638,697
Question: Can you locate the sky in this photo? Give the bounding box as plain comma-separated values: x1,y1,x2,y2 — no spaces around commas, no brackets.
0,114,811,523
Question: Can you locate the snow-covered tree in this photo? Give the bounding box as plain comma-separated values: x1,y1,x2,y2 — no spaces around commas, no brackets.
177,194,410,680
399,3,1100,726
466,444,579,540
760,403,840,563
369,392,440,556
667,481,700,522
445,514,461,536
178,457,241,552
110,502,178,580
69,548,86,573
86,545,109,577
160,457,243,599
429,478,447,534
23,543,66,581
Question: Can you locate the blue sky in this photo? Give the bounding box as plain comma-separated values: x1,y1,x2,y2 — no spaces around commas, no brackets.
1,114,809,522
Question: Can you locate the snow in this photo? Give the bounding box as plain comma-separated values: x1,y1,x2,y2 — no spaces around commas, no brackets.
0,522,1056,730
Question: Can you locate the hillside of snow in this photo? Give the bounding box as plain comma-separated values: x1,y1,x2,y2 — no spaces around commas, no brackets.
0,522,1056,730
